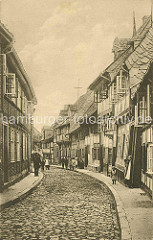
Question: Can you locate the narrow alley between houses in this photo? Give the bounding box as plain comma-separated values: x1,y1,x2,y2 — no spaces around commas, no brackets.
0,167,120,240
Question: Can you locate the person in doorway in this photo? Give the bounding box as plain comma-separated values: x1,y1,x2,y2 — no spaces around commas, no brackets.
111,166,117,184
32,151,41,176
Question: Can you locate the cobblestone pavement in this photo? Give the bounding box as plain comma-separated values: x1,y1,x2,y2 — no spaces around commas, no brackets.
0,167,120,240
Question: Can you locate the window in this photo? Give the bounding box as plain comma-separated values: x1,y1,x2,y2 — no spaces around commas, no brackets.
16,131,20,161
111,81,118,103
27,101,33,115
92,143,100,160
25,96,27,115
17,82,22,109
23,132,26,160
116,75,128,96
147,145,153,172
10,128,15,162
0,54,7,75
22,92,26,114
94,92,99,103
139,97,147,122
5,73,17,97
94,90,108,103
100,90,107,101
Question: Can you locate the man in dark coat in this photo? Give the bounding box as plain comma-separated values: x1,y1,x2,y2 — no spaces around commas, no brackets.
65,156,68,170
61,156,65,169
32,152,41,176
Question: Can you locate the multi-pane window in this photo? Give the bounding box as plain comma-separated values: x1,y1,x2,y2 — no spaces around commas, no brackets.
116,71,128,97
111,81,118,103
139,96,147,122
17,82,22,109
147,145,153,172
10,128,15,162
94,90,108,103
5,73,17,97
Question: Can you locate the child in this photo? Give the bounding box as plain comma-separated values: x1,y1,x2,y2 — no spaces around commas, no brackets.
45,157,50,170
111,166,117,184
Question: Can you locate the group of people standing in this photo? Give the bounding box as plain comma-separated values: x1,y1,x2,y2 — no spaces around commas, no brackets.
31,151,50,176
61,156,78,170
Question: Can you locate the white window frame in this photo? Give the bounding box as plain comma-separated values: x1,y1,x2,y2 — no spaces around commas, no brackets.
117,75,127,95
5,73,17,97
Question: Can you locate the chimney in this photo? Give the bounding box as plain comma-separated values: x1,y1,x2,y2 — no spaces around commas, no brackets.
142,15,149,24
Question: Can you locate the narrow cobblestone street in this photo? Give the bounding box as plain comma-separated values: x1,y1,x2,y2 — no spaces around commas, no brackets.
0,167,120,240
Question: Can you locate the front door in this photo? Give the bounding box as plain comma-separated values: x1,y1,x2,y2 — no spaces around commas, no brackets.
85,146,88,167
3,125,8,182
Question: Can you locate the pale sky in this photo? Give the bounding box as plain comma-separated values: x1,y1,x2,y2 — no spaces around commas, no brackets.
1,0,151,130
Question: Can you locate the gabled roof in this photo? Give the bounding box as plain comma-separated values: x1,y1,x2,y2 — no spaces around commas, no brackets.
132,15,151,41
0,21,14,43
126,27,153,99
41,136,54,143
105,46,132,81
88,46,132,90
88,15,152,91
69,90,97,133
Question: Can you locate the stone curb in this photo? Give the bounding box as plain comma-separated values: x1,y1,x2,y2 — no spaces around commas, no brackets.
0,172,44,211
75,169,132,240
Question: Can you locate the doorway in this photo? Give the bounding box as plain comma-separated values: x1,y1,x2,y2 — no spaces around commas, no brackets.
3,125,9,182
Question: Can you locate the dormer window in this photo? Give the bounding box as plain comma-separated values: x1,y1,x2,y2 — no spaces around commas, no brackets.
117,75,127,95
116,70,128,97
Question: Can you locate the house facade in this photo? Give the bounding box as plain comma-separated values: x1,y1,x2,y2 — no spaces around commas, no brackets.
0,22,37,191
41,126,54,163
89,15,153,195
